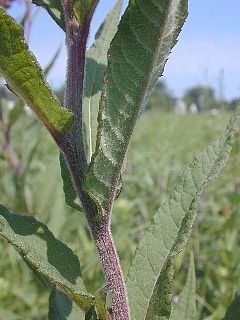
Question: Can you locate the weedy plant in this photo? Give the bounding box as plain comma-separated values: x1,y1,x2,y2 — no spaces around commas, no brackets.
0,1,240,319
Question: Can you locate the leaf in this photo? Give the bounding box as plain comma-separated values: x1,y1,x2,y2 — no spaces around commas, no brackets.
0,9,73,134
85,306,98,320
59,152,81,211
170,253,197,320
95,288,111,320
126,108,240,320
145,258,175,320
49,287,85,320
223,292,240,320
83,0,122,162
73,0,99,25
32,0,65,30
0,204,94,311
84,0,188,215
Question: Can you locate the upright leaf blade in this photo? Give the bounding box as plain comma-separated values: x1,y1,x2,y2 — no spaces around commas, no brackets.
32,0,65,30
0,9,73,134
170,253,197,320
0,204,94,311
83,0,122,162
126,109,240,320
146,258,175,320
84,0,188,215
73,0,99,25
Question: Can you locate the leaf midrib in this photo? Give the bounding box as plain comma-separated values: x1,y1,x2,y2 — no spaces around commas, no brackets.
106,0,179,214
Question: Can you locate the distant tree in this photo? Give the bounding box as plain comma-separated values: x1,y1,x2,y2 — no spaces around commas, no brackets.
183,86,217,112
146,80,175,112
228,98,240,111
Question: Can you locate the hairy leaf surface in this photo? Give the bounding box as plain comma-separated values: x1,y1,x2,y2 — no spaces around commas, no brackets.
170,253,197,320
83,0,122,162
126,109,240,320
0,204,93,311
32,0,65,30
73,0,99,25
0,9,73,134
84,0,188,215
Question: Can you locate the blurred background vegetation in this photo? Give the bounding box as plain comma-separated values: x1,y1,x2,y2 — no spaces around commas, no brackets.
1,1,240,320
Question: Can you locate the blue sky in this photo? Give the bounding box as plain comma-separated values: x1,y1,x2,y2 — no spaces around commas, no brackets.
9,1,240,101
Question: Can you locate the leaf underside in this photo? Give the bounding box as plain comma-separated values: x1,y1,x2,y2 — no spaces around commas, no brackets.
83,0,122,162
0,204,93,311
170,253,197,320
84,0,188,215
32,0,65,30
126,108,240,320
0,8,73,134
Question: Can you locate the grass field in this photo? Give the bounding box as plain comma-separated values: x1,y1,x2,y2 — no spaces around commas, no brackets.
0,111,240,319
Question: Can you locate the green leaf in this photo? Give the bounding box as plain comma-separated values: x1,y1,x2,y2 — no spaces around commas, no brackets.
95,288,111,320
170,253,197,320
83,0,122,162
73,0,99,25
84,0,188,215
60,152,81,211
32,0,65,30
0,9,73,134
223,292,240,320
0,204,94,311
49,287,84,320
85,306,98,320
145,258,175,320
126,108,240,320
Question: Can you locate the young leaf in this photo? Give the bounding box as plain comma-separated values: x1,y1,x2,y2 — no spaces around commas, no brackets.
0,204,94,311
84,0,188,215
32,0,65,30
73,0,99,26
49,287,85,320
170,253,197,320
223,292,240,320
95,288,111,320
85,306,98,320
83,0,122,162
0,9,73,135
126,108,240,320
59,152,81,211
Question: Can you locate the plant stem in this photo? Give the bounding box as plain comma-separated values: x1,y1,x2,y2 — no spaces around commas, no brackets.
61,2,130,319
61,143,130,319
92,218,130,320
64,9,88,174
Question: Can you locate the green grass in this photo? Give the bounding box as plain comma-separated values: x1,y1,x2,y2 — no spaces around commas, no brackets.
0,110,240,319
